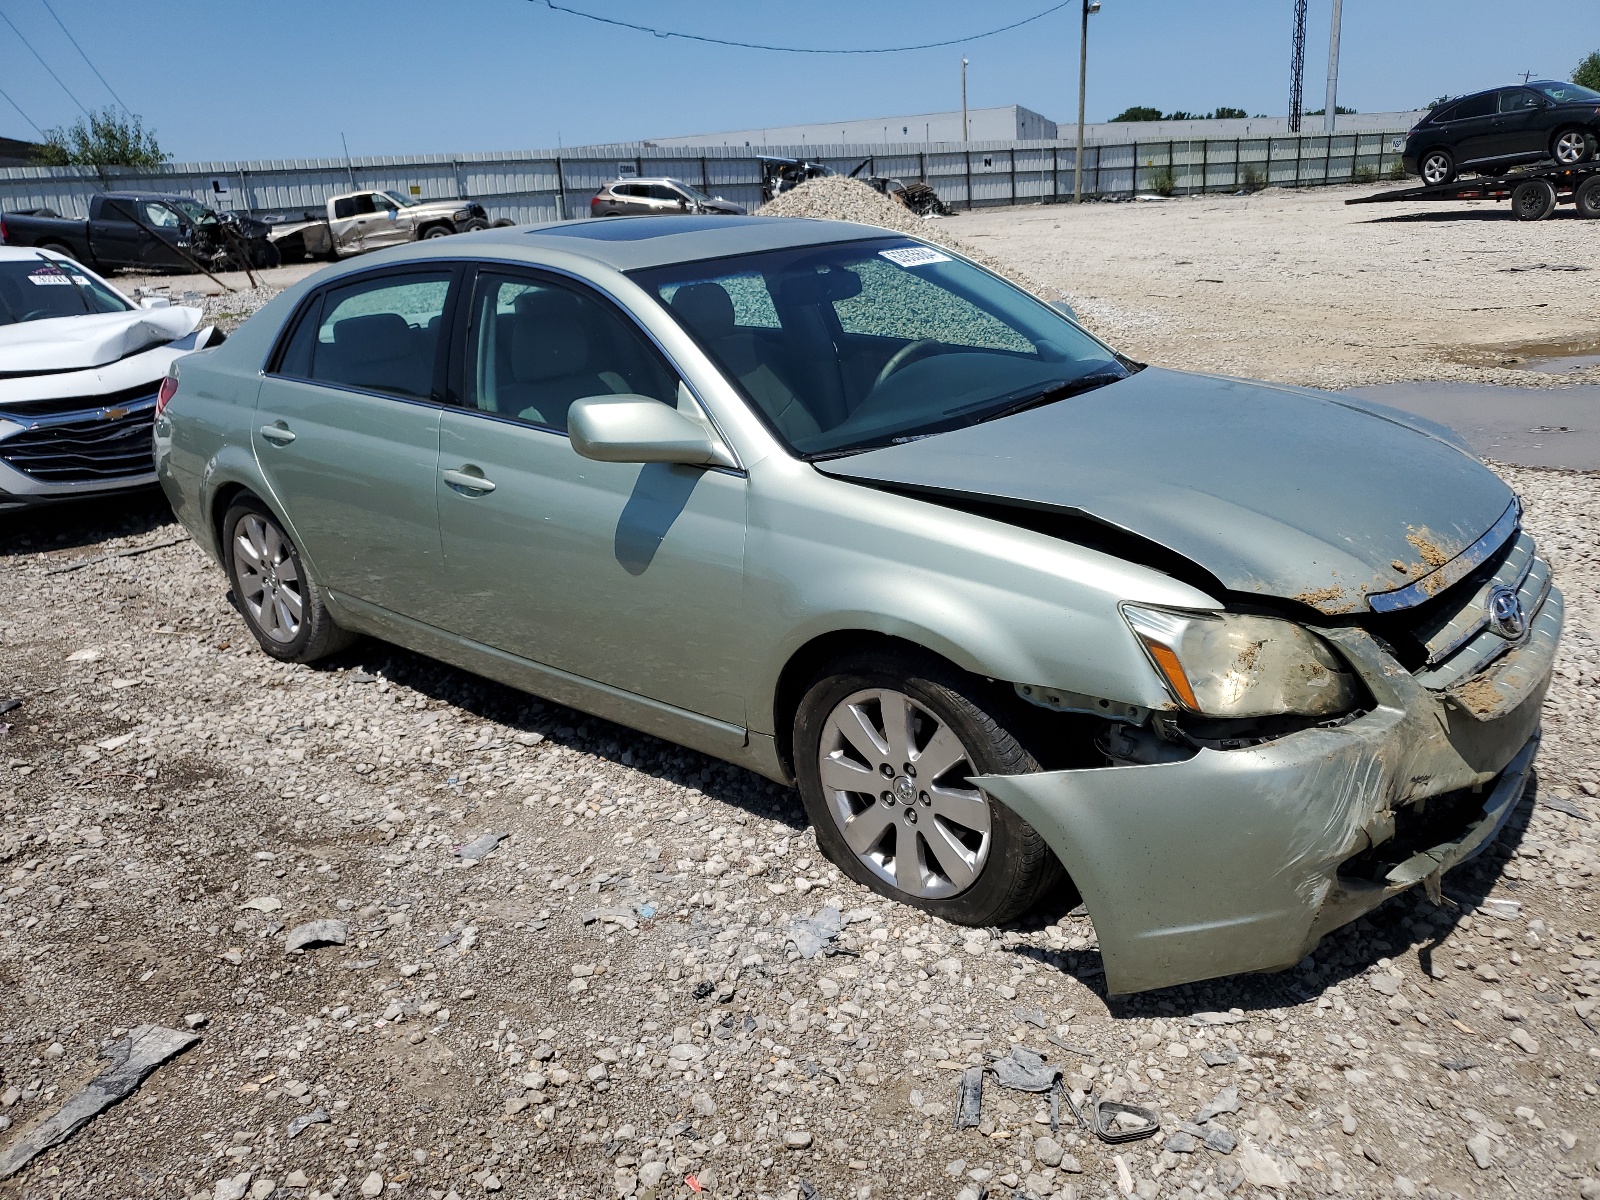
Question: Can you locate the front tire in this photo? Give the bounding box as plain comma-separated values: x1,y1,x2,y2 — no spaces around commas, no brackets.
1419,148,1456,186
421,224,453,239
222,496,356,663
1552,128,1596,167
793,650,1059,927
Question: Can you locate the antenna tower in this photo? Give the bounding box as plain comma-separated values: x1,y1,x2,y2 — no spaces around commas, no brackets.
1289,0,1307,133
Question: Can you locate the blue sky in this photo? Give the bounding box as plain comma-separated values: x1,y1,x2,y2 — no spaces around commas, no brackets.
1,0,1595,160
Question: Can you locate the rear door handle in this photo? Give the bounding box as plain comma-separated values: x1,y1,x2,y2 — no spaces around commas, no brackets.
442,467,496,493
259,424,296,444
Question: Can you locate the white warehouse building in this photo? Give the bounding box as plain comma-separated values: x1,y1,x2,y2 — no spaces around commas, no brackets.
645,105,1058,148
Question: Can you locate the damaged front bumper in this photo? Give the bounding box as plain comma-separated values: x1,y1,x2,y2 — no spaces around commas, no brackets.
977,593,1561,995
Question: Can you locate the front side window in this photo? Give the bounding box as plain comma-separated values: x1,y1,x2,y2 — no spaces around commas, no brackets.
372,193,399,212
648,185,685,202
274,271,450,399
634,237,1127,456
0,259,130,325
466,272,677,432
1498,89,1541,114
143,202,181,228
385,190,421,208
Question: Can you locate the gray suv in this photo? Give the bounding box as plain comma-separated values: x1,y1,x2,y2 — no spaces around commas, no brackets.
589,178,746,218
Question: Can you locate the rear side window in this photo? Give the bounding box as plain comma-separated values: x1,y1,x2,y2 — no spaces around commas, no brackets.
1449,92,1495,120
273,271,451,400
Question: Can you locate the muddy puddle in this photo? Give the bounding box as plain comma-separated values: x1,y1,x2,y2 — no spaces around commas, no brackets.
1351,382,1600,470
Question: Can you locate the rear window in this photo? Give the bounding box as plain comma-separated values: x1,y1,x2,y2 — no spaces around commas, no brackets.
0,259,130,325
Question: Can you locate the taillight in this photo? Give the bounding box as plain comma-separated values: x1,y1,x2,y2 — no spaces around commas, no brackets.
0,217,8,245
156,374,179,416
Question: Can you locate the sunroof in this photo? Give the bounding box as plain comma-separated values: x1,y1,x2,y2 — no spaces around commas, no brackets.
530,216,761,242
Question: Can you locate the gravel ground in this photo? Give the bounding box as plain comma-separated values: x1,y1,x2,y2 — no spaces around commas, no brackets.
4,187,1600,1200
951,187,1600,391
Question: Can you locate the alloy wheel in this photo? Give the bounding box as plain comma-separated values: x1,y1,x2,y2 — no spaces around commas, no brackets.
815,687,992,899
234,514,303,643
1420,153,1452,186
1554,130,1590,165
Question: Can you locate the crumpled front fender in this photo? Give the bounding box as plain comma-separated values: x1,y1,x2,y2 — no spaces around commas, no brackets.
976,623,1553,996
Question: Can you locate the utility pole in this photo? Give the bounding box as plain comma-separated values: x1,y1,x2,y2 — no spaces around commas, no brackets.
1073,0,1099,203
1324,0,1343,134
961,57,969,143
1288,0,1307,133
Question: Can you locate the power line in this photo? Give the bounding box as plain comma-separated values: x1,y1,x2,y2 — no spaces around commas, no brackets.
0,81,47,138
39,0,131,115
0,3,90,116
534,0,1076,54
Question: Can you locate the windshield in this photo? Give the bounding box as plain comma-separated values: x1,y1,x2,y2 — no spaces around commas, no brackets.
0,258,131,325
633,237,1128,457
666,179,713,203
384,190,422,208
1534,81,1600,104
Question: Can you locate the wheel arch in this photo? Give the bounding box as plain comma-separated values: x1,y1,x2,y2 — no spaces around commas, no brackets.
770,628,1005,784
416,220,456,238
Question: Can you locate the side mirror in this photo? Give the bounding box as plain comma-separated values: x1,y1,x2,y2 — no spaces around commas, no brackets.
138,295,171,309
568,395,735,468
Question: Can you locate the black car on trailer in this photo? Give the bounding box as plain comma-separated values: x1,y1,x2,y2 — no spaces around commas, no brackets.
1402,80,1600,186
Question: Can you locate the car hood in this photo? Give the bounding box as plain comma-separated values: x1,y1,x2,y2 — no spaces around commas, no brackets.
700,198,746,214
0,306,202,374
816,366,1515,615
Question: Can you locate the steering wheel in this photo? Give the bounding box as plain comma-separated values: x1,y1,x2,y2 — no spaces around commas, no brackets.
872,338,942,390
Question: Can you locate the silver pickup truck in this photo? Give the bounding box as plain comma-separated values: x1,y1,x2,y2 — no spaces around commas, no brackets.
267,190,491,261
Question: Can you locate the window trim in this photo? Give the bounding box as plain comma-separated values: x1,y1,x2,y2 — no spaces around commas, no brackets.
263,262,465,407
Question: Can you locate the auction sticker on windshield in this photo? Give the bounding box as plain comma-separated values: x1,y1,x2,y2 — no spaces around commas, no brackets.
28,266,73,285
879,246,952,268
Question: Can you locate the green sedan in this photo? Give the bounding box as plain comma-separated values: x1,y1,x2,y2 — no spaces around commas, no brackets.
155,215,1559,994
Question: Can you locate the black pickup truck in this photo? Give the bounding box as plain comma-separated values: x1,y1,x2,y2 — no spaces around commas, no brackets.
0,192,278,272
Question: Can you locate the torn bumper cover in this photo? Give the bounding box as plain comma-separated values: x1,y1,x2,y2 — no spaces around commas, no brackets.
977,595,1561,995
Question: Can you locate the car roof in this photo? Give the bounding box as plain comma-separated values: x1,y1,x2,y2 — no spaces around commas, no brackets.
452,215,898,272
0,245,73,262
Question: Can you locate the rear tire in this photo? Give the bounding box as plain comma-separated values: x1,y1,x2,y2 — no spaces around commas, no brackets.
1511,178,1558,221
40,241,78,262
1576,175,1600,220
793,649,1062,927
1419,148,1456,186
222,496,356,664
1552,127,1596,167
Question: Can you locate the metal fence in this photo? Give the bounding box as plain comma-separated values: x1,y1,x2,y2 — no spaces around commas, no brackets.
0,131,1408,226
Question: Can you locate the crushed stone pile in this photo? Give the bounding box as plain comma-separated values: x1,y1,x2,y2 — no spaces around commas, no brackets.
758,175,1060,300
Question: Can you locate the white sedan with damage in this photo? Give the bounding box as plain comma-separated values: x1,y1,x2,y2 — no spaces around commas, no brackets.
0,247,217,511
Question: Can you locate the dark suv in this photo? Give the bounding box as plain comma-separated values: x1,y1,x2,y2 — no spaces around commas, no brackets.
1403,81,1600,185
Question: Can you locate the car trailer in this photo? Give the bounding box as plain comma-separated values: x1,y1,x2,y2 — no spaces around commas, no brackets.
1347,162,1600,221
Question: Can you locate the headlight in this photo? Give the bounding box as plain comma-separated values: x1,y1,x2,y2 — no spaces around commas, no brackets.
1122,605,1357,718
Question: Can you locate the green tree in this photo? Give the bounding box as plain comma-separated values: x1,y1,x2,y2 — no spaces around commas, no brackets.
1112,106,1163,122
36,108,167,169
1211,106,1248,119
1575,50,1600,91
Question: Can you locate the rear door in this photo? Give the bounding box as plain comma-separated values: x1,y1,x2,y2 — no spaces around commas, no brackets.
1440,90,1499,163
253,266,457,624
434,266,748,723
86,198,143,267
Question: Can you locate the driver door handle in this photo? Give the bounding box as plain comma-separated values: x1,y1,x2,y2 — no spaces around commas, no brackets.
442,468,496,494
259,424,296,444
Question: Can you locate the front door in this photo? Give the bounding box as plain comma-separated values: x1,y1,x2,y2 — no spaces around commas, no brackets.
253,266,456,623
366,193,414,249
436,267,748,724
1492,88,1547,160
